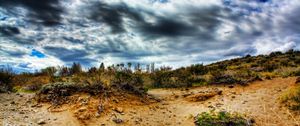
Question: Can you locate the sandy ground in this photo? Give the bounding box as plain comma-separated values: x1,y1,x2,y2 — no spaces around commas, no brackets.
1,77,300,126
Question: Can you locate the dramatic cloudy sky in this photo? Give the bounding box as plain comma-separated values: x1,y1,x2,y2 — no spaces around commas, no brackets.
0,0,300,72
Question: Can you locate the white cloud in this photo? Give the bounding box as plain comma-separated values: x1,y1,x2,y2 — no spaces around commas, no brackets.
253,37,297,54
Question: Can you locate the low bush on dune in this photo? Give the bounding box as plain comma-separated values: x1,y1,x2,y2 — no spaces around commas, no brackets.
36,82,106,105
36,80,148,105
208,70,262,85
194,111,254,126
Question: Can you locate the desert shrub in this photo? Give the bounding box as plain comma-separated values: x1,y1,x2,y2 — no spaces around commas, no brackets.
294,70,300,76
0,67,14,93
187,64,208,75
110,71,148,95
263,63,279,72
88,67,98,74
250,63,259,68
244,55,254,63
234,70,262,83
209,71,239,85
150,71,173,88
274,67,300,78
151,69,192,88
113,71,143,87
40,67,57,76
270,51,282,57
280,84,300,111
59,66,70,76
190,76,207,86
22,83,42,92
70,62,83,75
194,111,253,126
295,58,300,64
37,82,105,105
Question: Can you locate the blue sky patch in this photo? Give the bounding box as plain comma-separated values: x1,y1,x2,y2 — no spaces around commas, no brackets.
30,49,46,58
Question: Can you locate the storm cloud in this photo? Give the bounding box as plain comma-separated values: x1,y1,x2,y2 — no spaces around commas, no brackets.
0,0,300,72
0,26,20,36
0,0,64,26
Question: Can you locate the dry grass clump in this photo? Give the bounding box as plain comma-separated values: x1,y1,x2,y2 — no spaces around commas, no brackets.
280,77,300,111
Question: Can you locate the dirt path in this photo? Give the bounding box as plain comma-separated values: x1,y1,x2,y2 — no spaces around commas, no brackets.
1,77,300,126
0,93,80,126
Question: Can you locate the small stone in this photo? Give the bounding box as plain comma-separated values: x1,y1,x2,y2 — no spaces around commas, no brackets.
78,107,87,112
36,104,43,108
217,90,223,95
77,114,90,120
10,101,15,105
95,112,101,118
37,119,46,125
113,99,119,103
231,96,236,98
248,118,255,124
216,103,223,107
19,111,25,114
162,103,169,105
114,107,124,113
228,85,234,88
112,118,123,124
208,105,214,109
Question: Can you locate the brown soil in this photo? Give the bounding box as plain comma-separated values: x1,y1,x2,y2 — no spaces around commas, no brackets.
1,77,300,126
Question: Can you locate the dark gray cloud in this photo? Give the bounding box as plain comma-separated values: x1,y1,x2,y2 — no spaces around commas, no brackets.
62,37,85,44
138,18,197,37
0,0,64,26
43,46,96,66
281,6,300,34
87,1,223,39
89,2,129,33
0,26,20,36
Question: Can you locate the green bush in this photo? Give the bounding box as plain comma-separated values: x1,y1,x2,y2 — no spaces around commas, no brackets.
195,111,253,126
